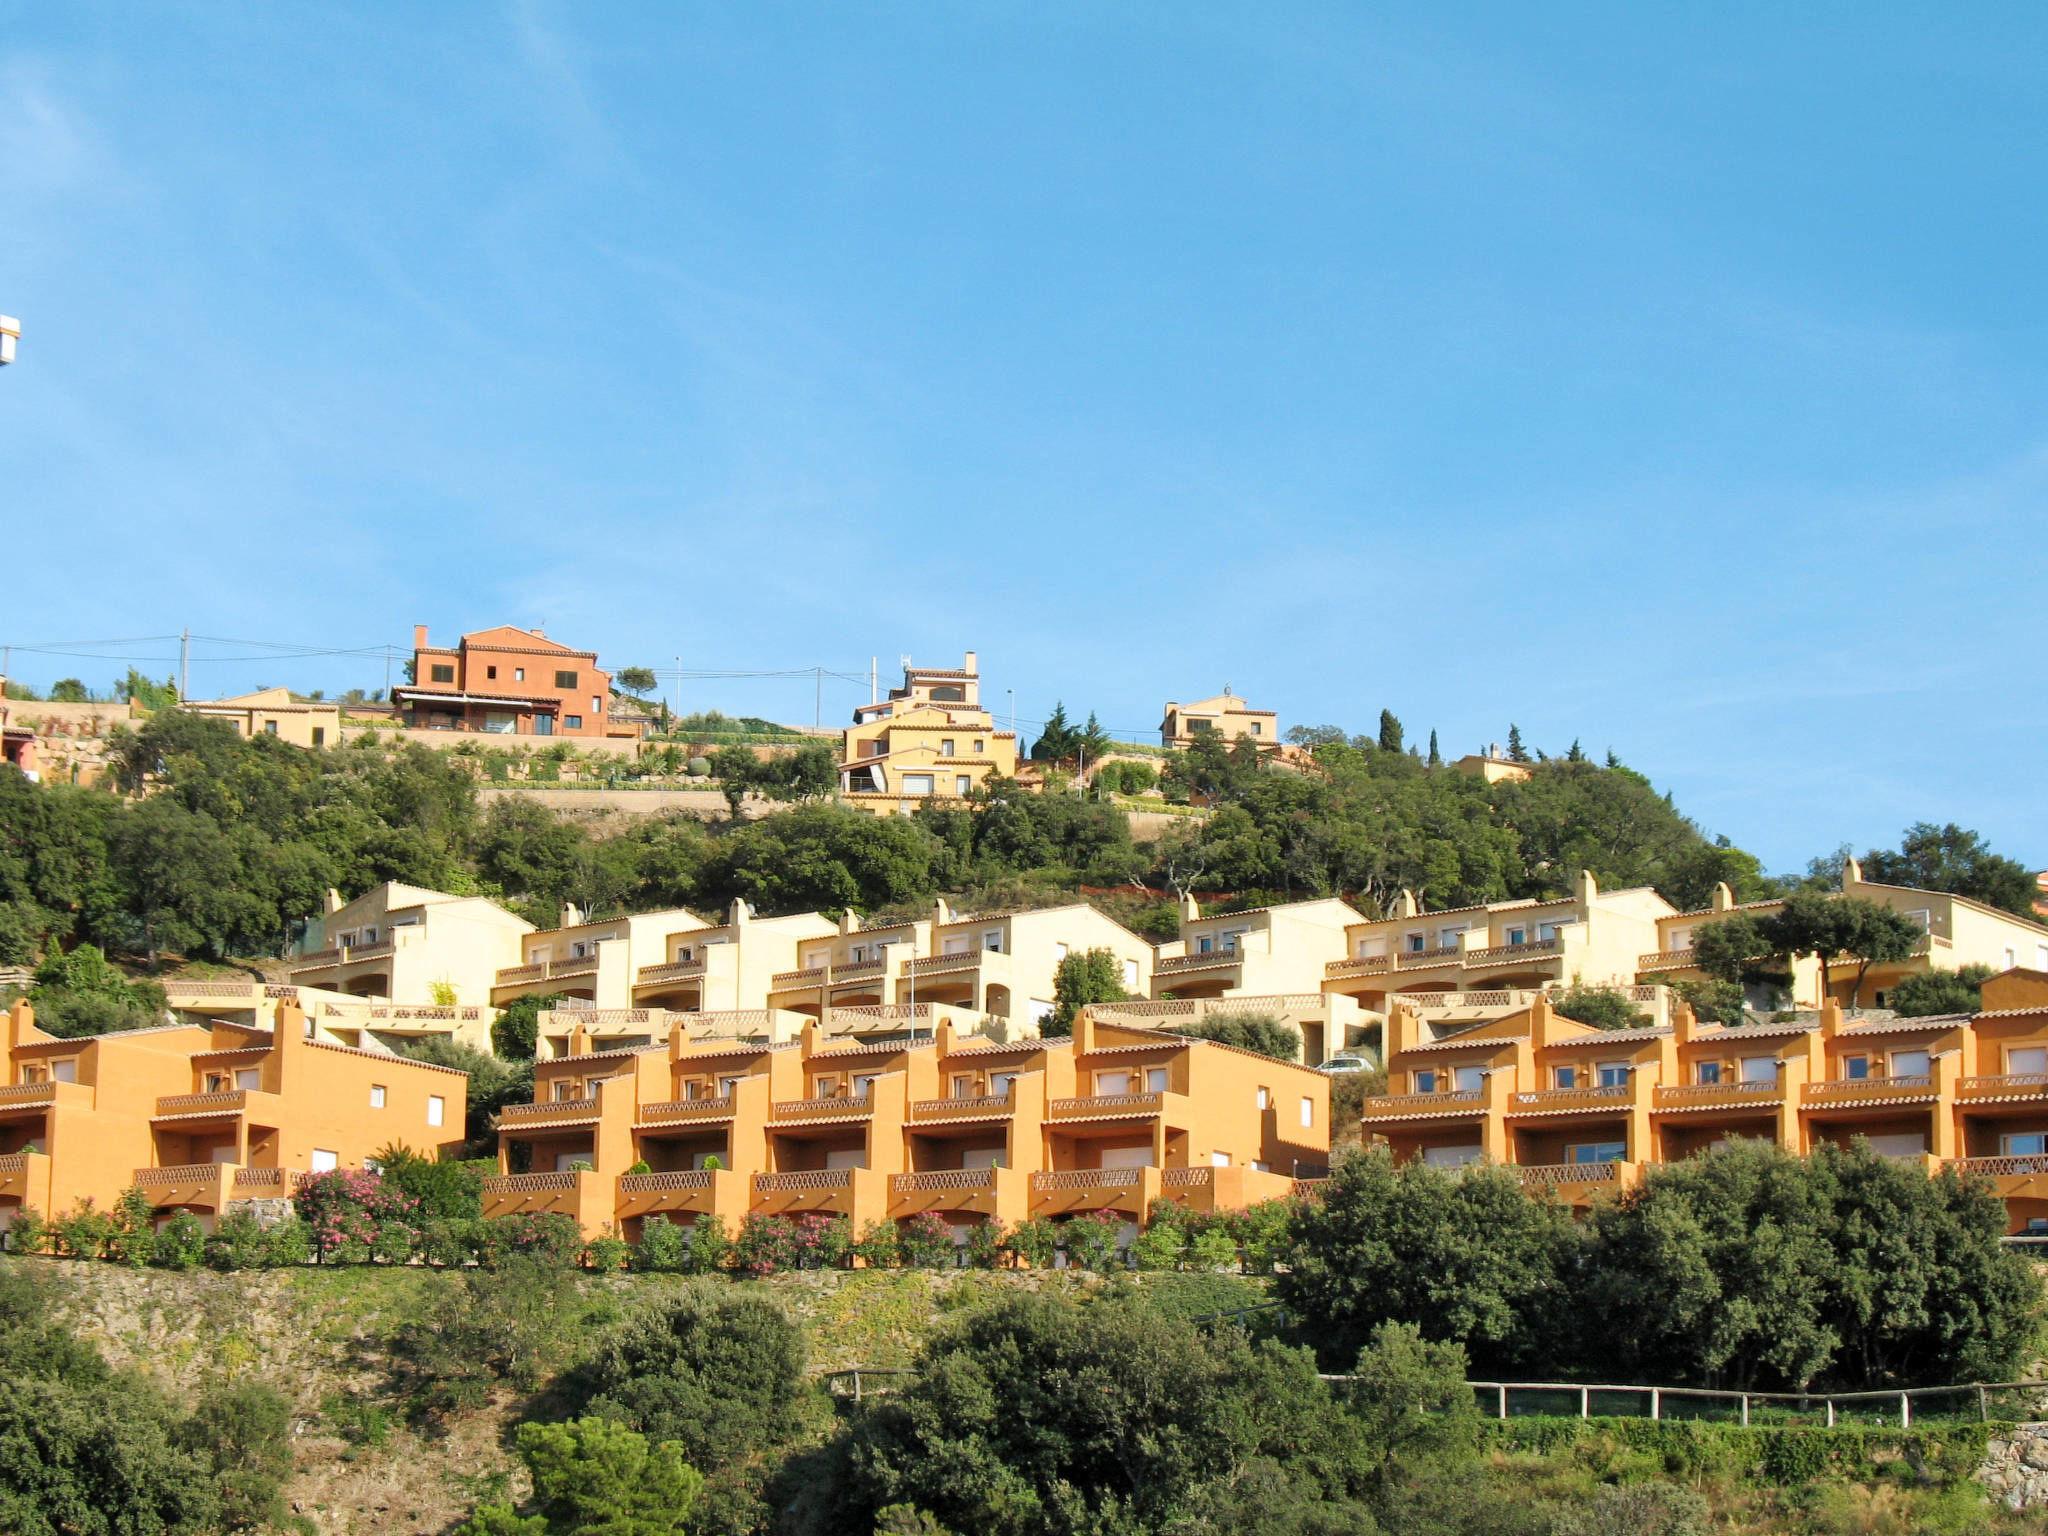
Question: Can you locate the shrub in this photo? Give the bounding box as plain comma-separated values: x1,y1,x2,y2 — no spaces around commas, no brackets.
477,1212,581,1269
6,1211,47,1256
963,1218,1007,1270
374,1144,487,1221
1007,1217,1059,1269
1230,1199,1294,1275
394,1257,583,1415
1554,1480,1710,1536
790,1213,852,1271
417,1217,480,1269
1062,1210,1125,1271
1186,1223,1241,1272
897,1212,956,1270
151,1211,205,1271
1131,1204,1189,1271
572,1287,807,1472
51,1198,115,1260
685,1215,731,1275
182,1380,294,1532
106,1187,157,1267
584,1232,631,1273
733,1213,801,1276
853,1219,901,1269
263,1216,312,1267
635,1215,689,1273
469,1417,701,1535
203,1212,268,1271
294,1168,422,1264
1170,1010,1302,1061
1551,980,1652,1030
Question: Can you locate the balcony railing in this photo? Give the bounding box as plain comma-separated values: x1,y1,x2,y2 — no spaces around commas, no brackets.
910,1092,1014,1120
501,1098,600,1122
1946,1155,2048,1178
1653,1081,1783,1108
832,959,889,983
132,1164,226,1187
638,1097,735,1123
1510,1084,1633,1112
618,1170,715,1193
154,1090,249,1117
1156,952,1240,975
635,959,706,985
1465,938,1562,965
483,1171,583,1194
1047,1092,1163,1118
166,980,262,999
496,963,546,985
1362,1089,1484,1116
891,1169,999,1193
1518,1161,1621,1187
497,957,598,987
1327,955,1394,978
754,1170,854,1192
1161,1167,1214,1188
1639,950,1697,970
0,1083,57,1106
770,1094,874,1121
1958,1074,2048,1097
770,966,826,988
1802,1075,1936,1104
1032,1168,1144,1191
1398,945,1462,968
231,1167,293,1190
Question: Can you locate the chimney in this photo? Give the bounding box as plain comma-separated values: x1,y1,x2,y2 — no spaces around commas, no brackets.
963,650,977,675
1180,891,1201,923
413,624,428,651
1710,882,1734,912
1842,856,1863,890
559,902,582,929
324,888,344,915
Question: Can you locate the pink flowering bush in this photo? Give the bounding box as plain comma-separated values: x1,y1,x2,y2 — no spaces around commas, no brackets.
293,1169,421,1264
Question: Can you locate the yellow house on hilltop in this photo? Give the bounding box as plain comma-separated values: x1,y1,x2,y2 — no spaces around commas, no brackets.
1160,689,1277,750
840,652,1020,815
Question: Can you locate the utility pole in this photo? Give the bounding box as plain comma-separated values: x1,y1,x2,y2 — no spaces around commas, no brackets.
870,658,877,705
815,667,822,730
1007,688,1015,735
672,655,681,729
178,629,190,703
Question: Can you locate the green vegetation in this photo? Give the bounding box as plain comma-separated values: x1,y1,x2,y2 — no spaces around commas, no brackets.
1550,980,1653,1030
1045,946,1131,1035
1891,964,1997,1018
1168,1007,1302,1060
1861,823,2041,922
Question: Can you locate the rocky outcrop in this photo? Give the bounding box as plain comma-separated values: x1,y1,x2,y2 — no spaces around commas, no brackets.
1978,1425,2048,1509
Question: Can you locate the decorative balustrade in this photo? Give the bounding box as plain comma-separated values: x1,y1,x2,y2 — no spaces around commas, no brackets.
1156,951,1239,974
1518,1161,1621,1187
910,1092,1014,1119
0,1083,57,1105
133,1164,226,1187
1947,1155,2048,1178
365,1005,483,1023
154,1090,249,1117
636,959,707,984
1362,1089,1484,1115
771,966,826,988
263,984,300,999
543,1008,655,1027
1047,1092,1163,1118
1161,1167,1214,1188
496,963,546,985
1652,1081,1782,1106
1398,945,1461,967
1803,1074,1936,1102
617,1170,715,1193
501,1097,599,1122
482,1171,582,1194
231,1167,291,1189
167,980,262,999
1031,1168,1143,1191
891,1169,998,1192
1959,1075,2048,1097
638,1096,736,1122
770,1094,874,1120
1464,938,1561,964
1510,1084,1633,1111
0,1153,29,1173
1639,950,1697,970
833,960,889,982
754,1170,853,1192
1327,956,1394,977
295,947,341,967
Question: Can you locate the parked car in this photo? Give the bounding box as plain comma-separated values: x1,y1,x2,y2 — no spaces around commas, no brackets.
1315,1054,1373,1075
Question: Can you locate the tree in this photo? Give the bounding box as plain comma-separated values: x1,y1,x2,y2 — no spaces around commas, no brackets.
1343,1322,1479,1495
491,993,560,1061
1888,964,1995,1018
1549,980,1650,1030
1690,913,1774,988
1426,730,1440,768
1862,823,2041,921
1046,948,1131,1035
1505,725,1529,763
27,945,167,1038
1376,710,1403,754
1276,1148,1579,1374
615,666,659,700
1030,703,1078,764
1760,892,1921,1008
1170,1009,1301,1060
116,669,179,709
1566,739,1586,763
48,679,89,703
463,1417,702,1536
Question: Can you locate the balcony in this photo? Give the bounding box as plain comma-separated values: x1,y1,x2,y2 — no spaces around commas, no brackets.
892,1168,999,1193
1362,1089,1484,1119
132,1164,234,1208
769,966,826,989
1802,1075,1937,1107
755,1169,854,1193
1047,1091,1163,1120
0,1151,49,1203
1639,949,1698,972
1652,1081,1784,1112
1509,1084,1634,1114
1465,938,1562,966
1398,945,1462,969
890,1165,1021,1218
905,952,984,979
500,1097,600,1126
1326,955,1394,980
1947,1154,2048,1178
615,1168,742,1222
637,1096,736,1125
1155,952,1241,977
1029,1165,1159,1214
155,1090,251,1119
230,1167,298,1193
0,1084,57,1108
768,1093,874,1124
493,957,599,993
1957,1074,2048,1102
635,958,706,986
910,1091,1014,1121
1516,1161,1638,1203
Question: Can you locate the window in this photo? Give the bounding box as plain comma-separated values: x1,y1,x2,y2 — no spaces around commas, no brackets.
591,696,602,713
1300,1096,1314,1128
1211,1150,1232,1166
487,665,498,679
1905,908,1932,931
430,663,455,683
1842,1055,1870,1081
1249,721,1262,736
553,1079,579,1101
263,720,278,735
1696,1061,1722,1085
941,739,956,756
1738,1056,1779,1084
564,715,583,729
2002,1132,2048,1157
1453,1065,1485,1093
718,1075,741,1096
1438,925,1466,947
1122,958,1139,989
1198,936,1215,954
1554,1064,1578,1089
310,1149,339,1173
1413,1069,1438,1093
956,776,972,795
1596,1061,1629,1088
369,1084,387,1109
1506,926,1528,946
1406,932,1425,952
2005,948,2018,969
1568,1141,1627,1165
952,1074,976,1098
1145,1066,1169,1093
1890,1049,1930,1079
534,715,553,735
1054,943,1069,962
1669,928,1692,951
852,1074,878,1099
991,1071,1018,1097
903,774,934,795
311,727,325,746
983,930,1003,952
942,935,972,956
1257,1087,1271,1110
426,1095,444,1127
973,739,985,753
554,670,578,689
234,1067,260,1090
1538,920,1571,942
514,667,525,681
2008,1047,2048,1076
1423,1145,1481,1167
1095,1070,1133,1095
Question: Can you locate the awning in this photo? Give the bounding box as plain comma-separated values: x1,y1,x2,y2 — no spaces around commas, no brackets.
393,690,558,712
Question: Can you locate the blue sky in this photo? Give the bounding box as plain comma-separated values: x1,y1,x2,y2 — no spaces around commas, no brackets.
2,3,2042,873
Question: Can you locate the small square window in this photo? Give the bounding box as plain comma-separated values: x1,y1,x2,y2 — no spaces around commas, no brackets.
515,668,525,682
369,1084,387,1109
1300,1096,1314,1128
427,1095,444,1127
1256,1087,1270,1110
555,670,578,689
430,664,455,683
487,665,498,679
564,715,583,729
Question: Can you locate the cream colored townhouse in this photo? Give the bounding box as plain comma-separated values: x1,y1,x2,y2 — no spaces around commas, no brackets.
839,652,1020,815
289,882,534,1007
1159,689,1277,750
491,904,711,1012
